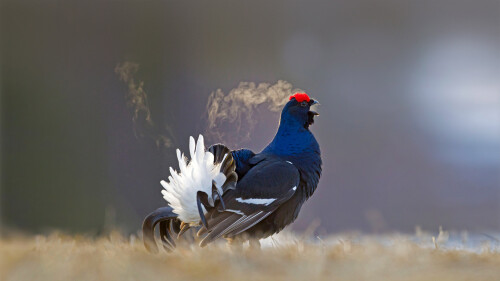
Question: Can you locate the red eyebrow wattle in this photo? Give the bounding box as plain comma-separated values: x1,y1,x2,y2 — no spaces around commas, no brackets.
289,93,310,103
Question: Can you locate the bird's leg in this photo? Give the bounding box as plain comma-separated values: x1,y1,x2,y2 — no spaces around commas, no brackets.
226,237,244,252
248,238,261,250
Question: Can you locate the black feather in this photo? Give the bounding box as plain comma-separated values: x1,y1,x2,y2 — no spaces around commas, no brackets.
197,158,300,246
196,191,210,229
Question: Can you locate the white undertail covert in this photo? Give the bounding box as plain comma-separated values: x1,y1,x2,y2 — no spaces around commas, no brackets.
160,135,226,224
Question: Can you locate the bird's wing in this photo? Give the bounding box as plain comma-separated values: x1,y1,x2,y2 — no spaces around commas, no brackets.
198,158,300,246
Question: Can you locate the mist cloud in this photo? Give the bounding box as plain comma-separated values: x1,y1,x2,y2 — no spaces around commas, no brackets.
115,64,301,150
115,62,172,151
205,80,303,146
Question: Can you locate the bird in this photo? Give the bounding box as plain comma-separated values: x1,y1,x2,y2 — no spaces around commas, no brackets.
143,92,322,252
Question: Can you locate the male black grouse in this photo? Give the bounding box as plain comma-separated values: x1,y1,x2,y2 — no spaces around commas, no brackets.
143,92,322,252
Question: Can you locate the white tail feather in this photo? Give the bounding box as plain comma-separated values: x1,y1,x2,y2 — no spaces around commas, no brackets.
160,134,226,224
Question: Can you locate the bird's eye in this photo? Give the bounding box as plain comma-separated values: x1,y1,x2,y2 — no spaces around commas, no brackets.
300,101,308,107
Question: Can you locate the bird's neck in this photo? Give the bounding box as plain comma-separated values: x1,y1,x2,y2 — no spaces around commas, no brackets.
262,118,319,157
263,116,322,199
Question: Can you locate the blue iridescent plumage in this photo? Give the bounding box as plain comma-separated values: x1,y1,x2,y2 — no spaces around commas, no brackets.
143,93,322,251
197,95,323,243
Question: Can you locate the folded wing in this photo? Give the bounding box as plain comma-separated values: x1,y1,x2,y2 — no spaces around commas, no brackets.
198,158,300,246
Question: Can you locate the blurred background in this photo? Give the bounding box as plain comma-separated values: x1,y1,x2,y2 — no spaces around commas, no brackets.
1,0,499,235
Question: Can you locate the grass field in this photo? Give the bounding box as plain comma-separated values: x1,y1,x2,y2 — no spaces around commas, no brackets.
1,230,499,281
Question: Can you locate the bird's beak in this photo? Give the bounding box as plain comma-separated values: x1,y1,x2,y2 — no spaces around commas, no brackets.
309,99,320,116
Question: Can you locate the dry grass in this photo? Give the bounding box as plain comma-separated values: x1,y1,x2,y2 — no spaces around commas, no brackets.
1,231,499,281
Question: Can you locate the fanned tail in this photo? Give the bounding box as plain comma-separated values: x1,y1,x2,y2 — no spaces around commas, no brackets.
195,144,238,228
208,144,238,193
144,135,238,252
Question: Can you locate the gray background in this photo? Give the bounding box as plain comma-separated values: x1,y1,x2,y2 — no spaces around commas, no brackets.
1,0,499,235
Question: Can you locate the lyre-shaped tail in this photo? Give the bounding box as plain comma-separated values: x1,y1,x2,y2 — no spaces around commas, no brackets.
143,137,238,253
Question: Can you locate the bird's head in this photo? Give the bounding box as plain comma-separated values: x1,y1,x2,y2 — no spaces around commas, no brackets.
281,93,319,129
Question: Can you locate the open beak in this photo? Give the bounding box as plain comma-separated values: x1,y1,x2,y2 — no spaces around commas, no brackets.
309,99,320,116
306,99,319,127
